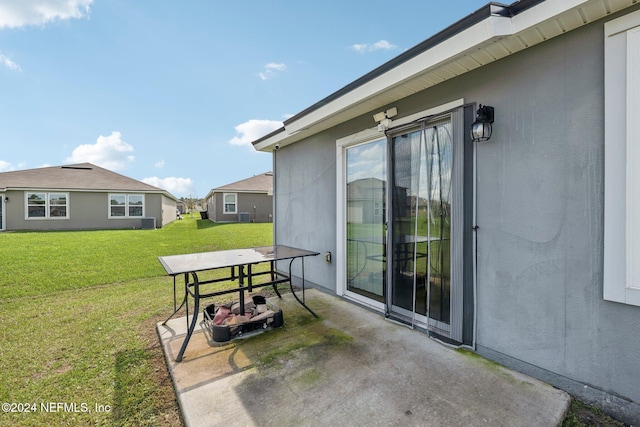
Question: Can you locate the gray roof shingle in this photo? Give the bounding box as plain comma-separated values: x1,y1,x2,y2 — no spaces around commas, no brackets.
0,163,169,194
211,172,273,193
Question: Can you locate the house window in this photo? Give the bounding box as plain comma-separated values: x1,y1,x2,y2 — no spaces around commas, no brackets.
109,194,145,218
223,193,237,214
128,195,144,217
26,192,69,219
604,9,640,307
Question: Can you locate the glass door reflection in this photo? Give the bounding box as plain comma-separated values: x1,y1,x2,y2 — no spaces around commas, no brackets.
389,120,452,325
346,138,387,302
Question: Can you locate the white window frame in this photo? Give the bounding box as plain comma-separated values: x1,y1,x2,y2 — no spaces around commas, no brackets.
223,193,237,214
25,192,69,220
604,9,640,307
108,194,145,219
0,193,5,230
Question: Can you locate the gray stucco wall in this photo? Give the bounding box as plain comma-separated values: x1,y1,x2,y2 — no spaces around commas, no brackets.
273,7,640,405
209,192,273,223
3,190,174,230
146,193,177,228
273,138,336,291
159,194,177,227
470,12,640,405
206,193,216,221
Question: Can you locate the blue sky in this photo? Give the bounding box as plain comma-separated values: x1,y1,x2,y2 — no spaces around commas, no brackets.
0,0,488,198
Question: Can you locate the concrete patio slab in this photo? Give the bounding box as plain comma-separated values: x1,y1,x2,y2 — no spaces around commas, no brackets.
157,289,570,427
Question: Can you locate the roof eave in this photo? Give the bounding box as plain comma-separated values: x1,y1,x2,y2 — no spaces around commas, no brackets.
253,10,513,152
280,2,512,126
251,0,633,152
209,189,271,194
1,185,178,201
252,126,287,152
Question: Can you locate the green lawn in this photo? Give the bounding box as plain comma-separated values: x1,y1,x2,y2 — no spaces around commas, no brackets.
0,217,272,426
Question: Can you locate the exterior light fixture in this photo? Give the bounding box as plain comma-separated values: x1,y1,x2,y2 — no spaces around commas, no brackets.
471,104,494,142
373,107,398,131
3,196,7,202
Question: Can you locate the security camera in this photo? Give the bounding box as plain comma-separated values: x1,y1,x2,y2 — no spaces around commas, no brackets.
274,143,280,150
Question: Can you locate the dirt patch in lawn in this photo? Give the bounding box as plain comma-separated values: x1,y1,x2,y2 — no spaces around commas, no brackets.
141,314,184,427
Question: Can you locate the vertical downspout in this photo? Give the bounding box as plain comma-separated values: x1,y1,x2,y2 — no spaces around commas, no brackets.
472,126,478,351
273,149,278,246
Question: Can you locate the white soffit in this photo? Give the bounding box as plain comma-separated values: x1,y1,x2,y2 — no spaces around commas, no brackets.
256,0,636,151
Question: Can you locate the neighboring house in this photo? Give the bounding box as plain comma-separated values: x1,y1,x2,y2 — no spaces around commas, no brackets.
0,163,178,231
347,178,386,225
251,0,640,422
204,172,273,223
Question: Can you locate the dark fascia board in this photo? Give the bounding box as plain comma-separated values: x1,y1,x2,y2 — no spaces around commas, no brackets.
509,0,547,14
272,0,545,132
252,126,286,146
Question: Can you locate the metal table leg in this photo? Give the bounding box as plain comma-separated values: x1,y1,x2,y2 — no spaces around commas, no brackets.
162,273,187,325
238,264,245,315
271,260,282,298
176,272,200,362
288,257,318,318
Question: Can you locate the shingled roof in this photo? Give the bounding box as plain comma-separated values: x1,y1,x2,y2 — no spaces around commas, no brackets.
209,172,273,194
0,163,172,196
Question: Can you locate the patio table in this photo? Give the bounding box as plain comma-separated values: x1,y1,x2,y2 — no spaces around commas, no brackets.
348,234,434,268
159,245,319,362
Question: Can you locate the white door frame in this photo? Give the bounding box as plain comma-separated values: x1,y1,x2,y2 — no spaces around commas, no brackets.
336,100,465,315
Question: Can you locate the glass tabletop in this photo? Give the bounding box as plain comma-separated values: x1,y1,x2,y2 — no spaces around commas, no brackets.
158,245,319,275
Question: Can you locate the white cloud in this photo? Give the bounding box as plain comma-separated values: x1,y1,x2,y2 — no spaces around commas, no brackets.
0,160,13,172
372,40,395,50
348,141,386,182
0,52,20,71
258,62,286,80
350,39,397,53
66,131,134,171
0,160,27,171
0,0,93,29
142,176,194,197
228,119,283,148
154,159,165,168
350,43,368,53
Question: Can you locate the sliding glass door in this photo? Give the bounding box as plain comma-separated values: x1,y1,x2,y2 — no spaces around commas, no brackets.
342,107,468,342
387,119,453,330
346,138,387,302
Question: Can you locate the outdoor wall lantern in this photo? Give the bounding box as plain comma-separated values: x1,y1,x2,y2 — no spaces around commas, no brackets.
471,104,494,142
3,196,7,202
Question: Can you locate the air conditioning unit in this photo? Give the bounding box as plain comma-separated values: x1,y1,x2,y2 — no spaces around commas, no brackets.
141,217,156,230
